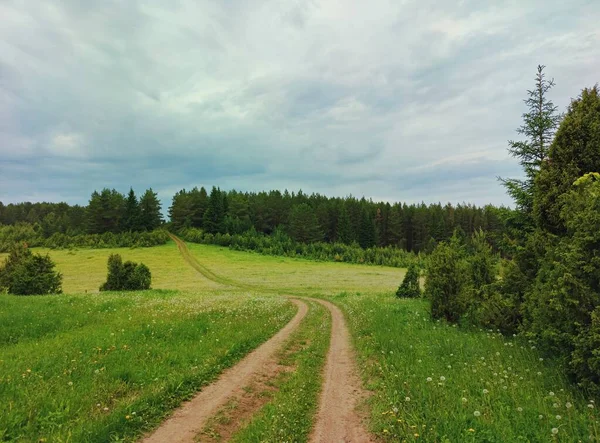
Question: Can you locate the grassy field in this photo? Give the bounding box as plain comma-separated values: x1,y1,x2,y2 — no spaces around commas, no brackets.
0,290,295,442
3,241,600,441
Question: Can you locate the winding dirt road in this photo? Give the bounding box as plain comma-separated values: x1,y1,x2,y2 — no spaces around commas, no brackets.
149,234,372,442
142,299,308,443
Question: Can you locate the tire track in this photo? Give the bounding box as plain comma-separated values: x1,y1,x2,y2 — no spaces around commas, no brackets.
166,234,372,442
141,299,308,443
308,298,372,443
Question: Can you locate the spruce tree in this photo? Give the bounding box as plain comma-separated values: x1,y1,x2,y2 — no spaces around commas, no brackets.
203,187,226,234
123,188,141,232
500,65,561,218
139,188,163,231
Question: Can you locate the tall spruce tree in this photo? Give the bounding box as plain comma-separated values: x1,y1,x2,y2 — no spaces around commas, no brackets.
123,188,141,232
203,187,226,234
500,65,561,218
139,188,163,231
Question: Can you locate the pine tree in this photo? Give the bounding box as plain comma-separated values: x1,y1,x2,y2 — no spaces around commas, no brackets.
500,65,561,216
139,188,163,231
123,188,142,232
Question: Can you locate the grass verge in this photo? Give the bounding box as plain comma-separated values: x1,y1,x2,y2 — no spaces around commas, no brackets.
332,292,600,442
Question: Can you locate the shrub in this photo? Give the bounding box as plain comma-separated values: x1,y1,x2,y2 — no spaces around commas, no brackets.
0,243,62,295
100,254,151,291
425,235,468,322
396,263,421,298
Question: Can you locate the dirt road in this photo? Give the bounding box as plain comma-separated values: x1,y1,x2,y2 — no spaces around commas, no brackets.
155,234,372,442
309,298,372,443
141,299,308,443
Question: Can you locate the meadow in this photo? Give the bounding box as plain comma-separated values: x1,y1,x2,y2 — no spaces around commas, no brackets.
0,289,295,441
1,240,599,441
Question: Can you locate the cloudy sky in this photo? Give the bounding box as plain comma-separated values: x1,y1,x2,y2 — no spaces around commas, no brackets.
1,0,599,210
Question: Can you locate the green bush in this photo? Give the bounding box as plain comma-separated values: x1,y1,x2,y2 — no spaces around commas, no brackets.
425,235,468,322
0,244,62,295
100,254,152,291
395,263,421,298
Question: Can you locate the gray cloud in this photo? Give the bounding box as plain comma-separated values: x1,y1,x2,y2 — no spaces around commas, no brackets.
1,0,599,210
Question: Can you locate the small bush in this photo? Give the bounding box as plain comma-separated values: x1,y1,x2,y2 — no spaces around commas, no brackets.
396,263,421,298
425,235,468,322
100,254,151,291
0,243,62,295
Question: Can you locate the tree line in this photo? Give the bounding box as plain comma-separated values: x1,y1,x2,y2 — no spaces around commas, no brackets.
168,186,510,253
2,188,511,255
0,188,163,236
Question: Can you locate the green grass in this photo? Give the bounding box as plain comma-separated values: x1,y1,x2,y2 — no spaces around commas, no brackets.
34,244,221,293
0,290,295,442
5,240,600,441
184,242,403,296
231,299,330,442
331,292,600,442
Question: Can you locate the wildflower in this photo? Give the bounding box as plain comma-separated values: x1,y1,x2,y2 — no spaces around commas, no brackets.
539,358,544,362
539,415,544,419
440,376,446,382
393,407,399,413
517,407,523,412
405,397,410,402
426,377,432,382
588,404,595,409
537,371,542,376
552,428,559,435
549,391,555,396
566,402,572,409
125,415,131,420
462,397,468,403
474,411,481,417
556,415,562,420
414,434,419,438
483,389,489,394
553,403,559,408
67,381,73,386
468,428,475,433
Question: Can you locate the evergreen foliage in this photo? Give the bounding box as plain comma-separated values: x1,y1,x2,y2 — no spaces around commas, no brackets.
100,254,151,291
139,188,163,231
288,203,322,243
396,263,421,298
0,243,62,295
425,234,467,322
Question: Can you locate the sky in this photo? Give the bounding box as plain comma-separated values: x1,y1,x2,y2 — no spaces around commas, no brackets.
1,0,599,211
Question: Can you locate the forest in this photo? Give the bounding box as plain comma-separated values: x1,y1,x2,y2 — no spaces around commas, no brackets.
0,186,510,256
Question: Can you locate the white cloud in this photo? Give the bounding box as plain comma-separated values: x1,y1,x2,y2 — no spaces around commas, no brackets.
0,0,599,207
